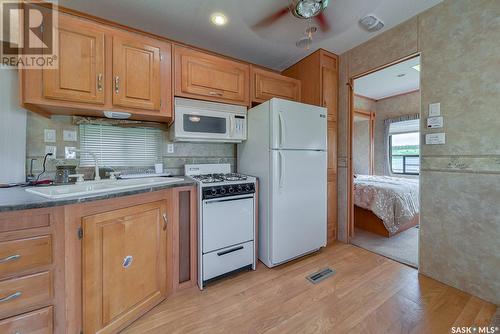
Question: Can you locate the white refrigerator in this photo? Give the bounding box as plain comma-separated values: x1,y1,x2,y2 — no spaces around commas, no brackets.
238,98,327,268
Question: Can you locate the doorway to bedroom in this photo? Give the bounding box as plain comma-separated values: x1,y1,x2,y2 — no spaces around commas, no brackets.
349,56,421,268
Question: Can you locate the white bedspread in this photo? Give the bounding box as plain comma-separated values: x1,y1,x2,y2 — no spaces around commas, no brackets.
354,175,419,235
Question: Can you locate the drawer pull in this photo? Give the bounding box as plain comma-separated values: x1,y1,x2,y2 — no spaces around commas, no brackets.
122,255,133,269
208,91,223,96
217,246,244,256
162,213,168,231
0,291,22,303
0,254,21,264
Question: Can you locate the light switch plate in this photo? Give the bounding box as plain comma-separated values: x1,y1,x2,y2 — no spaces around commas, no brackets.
429,103,441,117
425,133,446,145
44,129,56,143
45,145,57,157
65,147,77,159
167,143,174,153
63,130,77,141
427,116,443,128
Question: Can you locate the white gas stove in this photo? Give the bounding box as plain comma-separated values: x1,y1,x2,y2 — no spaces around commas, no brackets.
185,164,257,289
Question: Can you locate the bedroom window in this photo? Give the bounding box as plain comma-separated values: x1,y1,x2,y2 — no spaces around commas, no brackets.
389,119,420,175
79,124,163,167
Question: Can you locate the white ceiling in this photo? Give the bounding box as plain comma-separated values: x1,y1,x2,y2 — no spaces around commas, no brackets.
354,56,420,100
58,0,442,70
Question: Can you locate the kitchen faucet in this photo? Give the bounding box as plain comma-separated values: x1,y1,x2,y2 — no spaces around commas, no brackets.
69,148,101,181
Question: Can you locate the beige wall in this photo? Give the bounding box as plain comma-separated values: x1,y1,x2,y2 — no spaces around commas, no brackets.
352,119,370,175
26,113,236,179
337,0,500,304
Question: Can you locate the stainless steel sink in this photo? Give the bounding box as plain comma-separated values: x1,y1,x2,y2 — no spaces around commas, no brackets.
26,177,184,199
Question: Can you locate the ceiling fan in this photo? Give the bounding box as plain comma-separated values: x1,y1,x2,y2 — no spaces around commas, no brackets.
253,0,330,49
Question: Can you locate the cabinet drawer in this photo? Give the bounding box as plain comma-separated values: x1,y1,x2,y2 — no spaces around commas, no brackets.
203,241,254,281
0,213,50,233
0,272,52,319
0,306,53,334
0,236,52,278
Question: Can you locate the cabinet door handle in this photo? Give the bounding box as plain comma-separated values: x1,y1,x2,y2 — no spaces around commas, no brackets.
208,91,223,96
114,76,120,94
0,254,20,264
97,73,103,92
162,213,168,230
0,291,22,303
122,255,133,269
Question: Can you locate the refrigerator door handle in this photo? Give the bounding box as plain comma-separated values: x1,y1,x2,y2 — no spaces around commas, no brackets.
278,112,285,147
279,151,285,188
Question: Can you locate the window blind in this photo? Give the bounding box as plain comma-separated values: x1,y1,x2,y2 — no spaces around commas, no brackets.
79,124,162,167
389,119,420,135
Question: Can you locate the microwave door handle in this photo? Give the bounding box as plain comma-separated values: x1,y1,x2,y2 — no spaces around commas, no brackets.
278,112,285,147
229,116,235,136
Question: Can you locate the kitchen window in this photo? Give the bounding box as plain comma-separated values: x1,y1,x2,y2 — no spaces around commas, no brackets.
388,119,420,175
79,124,162,167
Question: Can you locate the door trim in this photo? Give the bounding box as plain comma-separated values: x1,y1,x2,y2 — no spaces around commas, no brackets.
347,53,421,242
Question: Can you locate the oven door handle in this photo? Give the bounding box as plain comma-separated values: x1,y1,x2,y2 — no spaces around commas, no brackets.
217,246,244,256
205,196,254,204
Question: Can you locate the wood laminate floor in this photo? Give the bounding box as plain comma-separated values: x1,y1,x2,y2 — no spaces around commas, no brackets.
123,243,497,334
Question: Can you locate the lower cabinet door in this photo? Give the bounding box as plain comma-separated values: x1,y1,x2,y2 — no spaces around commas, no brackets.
82,201,168,334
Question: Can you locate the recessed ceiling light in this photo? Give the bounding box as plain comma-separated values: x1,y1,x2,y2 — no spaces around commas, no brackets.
211,13,228,26
412,65,421,72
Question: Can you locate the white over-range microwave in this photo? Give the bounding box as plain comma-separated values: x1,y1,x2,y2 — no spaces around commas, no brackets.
172,97,247,143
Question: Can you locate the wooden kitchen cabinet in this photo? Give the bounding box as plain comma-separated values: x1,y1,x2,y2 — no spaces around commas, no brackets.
82,201,168,334
174,45,250,106
42,14,106,105
283,49,339,243
21,10,173,122
0,207,63,333
112,34,168,112
251,66,301,104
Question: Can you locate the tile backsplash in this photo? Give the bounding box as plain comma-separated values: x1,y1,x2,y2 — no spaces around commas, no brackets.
26,112,236,180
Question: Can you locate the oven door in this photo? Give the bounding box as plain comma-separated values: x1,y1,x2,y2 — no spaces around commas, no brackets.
174,107,231,141
202,195,254,253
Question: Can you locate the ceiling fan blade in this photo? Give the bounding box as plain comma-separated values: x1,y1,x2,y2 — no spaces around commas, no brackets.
315,12,330,32
252,7,290,28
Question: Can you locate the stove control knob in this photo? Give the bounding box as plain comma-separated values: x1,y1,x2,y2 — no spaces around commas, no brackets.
245,184,251,191
220,187,227,194
228,186,234,193
211,188,217,195
237,185,243,192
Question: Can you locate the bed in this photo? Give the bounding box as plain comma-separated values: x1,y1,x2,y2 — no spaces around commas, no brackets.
353,175,419,237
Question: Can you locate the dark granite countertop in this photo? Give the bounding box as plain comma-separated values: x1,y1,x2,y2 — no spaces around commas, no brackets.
0,177,196,212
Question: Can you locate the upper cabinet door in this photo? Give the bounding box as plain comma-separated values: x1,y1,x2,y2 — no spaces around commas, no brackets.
320,52,338,122
112,35,166,111
321,66,338,122
251,67,301,103
43,15,105,104
174,46,250,106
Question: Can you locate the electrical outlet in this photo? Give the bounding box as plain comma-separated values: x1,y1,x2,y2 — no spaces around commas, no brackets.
167,143,174,153
63,130,78,141
44,129,56,143
45,145,57,158
65,147,77,159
